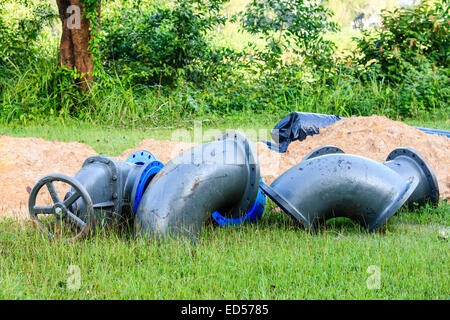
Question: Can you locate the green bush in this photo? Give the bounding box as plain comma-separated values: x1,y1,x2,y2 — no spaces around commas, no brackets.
239,0,339,78
99,0,236,86
0,1,56,68
397,61,450,116
354,0,449,83
1,0,448,124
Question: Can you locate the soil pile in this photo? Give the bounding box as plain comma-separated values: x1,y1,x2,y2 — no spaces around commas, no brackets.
117,139,195,163
257,116,449,199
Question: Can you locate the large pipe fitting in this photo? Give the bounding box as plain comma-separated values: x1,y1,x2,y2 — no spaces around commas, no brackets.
134,130,260,241
68,155,163,227
260,146,439,232
384,147,439,206
28,151,163,240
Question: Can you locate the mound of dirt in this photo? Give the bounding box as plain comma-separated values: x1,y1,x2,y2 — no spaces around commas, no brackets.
0,115,448,219
0,135,97,218
257,116,449,199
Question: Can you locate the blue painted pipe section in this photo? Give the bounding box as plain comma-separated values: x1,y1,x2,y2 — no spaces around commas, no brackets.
127,150,264,227
212,178,266,226
126,150,164,214
132,160,164,213
126,150,159,165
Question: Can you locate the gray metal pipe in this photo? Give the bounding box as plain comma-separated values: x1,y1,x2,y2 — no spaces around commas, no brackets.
28,152,163,240
70,156,141,228
134,131,260,241
260,146,439,232
384,147,439,206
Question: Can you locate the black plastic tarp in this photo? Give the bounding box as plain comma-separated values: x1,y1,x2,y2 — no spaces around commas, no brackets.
263,112,450,153
264,112,341,152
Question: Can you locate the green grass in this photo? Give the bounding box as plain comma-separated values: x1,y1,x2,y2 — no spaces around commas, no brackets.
403,118,450,131
0,117,279,155
0,202,448,299
0,121,449,299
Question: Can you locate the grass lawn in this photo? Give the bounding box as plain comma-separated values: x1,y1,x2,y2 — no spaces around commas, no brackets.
0,118,449,299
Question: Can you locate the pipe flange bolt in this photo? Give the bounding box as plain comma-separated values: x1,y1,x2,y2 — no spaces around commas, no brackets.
126,150,159,165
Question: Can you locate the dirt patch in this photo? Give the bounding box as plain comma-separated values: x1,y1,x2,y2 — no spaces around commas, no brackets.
0,115,448,218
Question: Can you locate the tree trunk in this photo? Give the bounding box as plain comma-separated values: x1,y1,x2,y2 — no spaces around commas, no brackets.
56,0,100,92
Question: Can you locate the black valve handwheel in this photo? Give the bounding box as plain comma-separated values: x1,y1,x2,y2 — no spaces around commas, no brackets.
28,174,94,241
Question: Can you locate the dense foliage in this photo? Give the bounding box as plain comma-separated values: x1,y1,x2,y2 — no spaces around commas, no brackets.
0,0,448,125
99,0,235,86
240,0,339,77
354,0,449,83
0,1,56,67
351,0,449,113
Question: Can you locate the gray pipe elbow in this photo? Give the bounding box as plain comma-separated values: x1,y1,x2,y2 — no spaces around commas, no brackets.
384,147,439,206
260,146,437,232
135,131,260,241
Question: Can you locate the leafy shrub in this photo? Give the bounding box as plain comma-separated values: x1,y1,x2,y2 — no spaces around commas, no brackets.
239,0,339,78
99,0,235,86
397,61,450,115
0,1,56,67
354,0,449,83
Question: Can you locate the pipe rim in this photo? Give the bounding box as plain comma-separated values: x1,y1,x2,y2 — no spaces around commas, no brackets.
302,145,345,161
259,181,313,231
212,186,266,226
215,130,260,219
386,147,440,204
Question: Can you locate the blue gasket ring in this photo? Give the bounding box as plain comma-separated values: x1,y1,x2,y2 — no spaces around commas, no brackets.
212,178,266,227
133,160,164,214
126,150,159,165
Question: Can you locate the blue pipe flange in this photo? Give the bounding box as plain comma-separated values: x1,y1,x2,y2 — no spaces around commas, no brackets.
130,160,164,214
212,178,266,227
126,150,159,165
